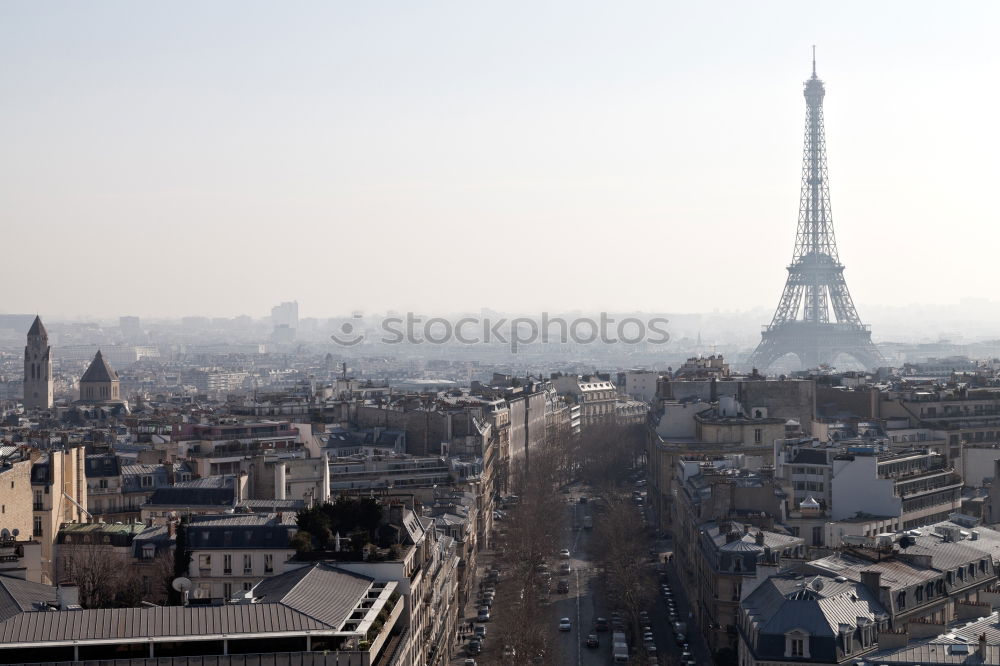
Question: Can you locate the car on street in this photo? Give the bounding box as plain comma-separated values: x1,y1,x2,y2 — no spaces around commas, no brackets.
464,660,476,666
475,625,487,638
559,617,572,632
557,579,569,593
468,639,482,655
578,496,587,504
477,608,490,622
675,633,686,646
559,548,571,558
559,562,572,574
585,634,599,648
594,617,609,632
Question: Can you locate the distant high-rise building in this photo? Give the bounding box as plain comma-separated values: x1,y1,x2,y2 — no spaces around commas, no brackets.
271,301,299,330
23,316,53,410
119,315,141,337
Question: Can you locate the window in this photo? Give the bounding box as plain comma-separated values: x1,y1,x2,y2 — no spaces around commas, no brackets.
142,544,156,560
199,554,211,572
969,564,976,578
33,491,42,511
141,476,153,488
99,479,108,489
264,553,273,573
791,638,804,656
981,559,988,573
754,428,762,443
223,554,232,575
243,554,252,575
915,586,923,602
926,582,934,599
242,581,253,592
897,591,906,609
33,516,42,537
223,582,233,599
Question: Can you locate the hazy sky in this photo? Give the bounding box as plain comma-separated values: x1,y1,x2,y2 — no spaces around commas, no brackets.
2,2,997,320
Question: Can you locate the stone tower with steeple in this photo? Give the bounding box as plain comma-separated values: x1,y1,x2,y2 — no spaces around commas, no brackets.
23,316,53,410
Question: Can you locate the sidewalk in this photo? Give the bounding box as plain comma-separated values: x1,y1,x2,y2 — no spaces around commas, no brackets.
662,560,714,665
449,545,498,664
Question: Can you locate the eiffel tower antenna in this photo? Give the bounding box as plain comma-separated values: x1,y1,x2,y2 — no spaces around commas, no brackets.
747,55,884,372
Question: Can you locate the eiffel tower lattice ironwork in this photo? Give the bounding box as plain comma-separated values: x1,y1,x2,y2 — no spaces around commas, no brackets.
748,52,884,372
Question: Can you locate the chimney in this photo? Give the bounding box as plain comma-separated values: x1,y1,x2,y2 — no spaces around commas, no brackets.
860,570,881,597
389,502,404,528
876,628,909,650
726,531,740,544
980,633,988,658
755,531,765,546
57,582,79,609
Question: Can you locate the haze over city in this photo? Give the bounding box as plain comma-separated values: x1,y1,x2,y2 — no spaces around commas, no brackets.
3,1,998,321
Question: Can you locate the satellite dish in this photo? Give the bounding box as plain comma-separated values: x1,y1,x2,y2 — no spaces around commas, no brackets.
0,529,9,539
12,529,19,537
171,577,192,592
812,578,824,591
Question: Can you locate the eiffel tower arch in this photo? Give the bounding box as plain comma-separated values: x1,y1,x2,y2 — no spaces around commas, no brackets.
748,52,884,372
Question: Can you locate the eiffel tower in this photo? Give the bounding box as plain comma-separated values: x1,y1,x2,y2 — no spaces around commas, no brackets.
748,52,884,372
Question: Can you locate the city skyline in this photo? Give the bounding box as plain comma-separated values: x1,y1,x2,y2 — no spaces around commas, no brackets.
2,2,998,318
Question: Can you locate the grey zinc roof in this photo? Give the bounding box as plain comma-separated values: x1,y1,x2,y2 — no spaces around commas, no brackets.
742,574,886,638
144,486,234,507
0,564,374,645
804,552,941,590
186,514,297,550
0,577,57,623
865,611,1000,664
251,563,374,629
79,350,118,383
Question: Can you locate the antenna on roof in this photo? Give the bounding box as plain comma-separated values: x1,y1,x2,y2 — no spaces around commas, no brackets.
812,45,817,77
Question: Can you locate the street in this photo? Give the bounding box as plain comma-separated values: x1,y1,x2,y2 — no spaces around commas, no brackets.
452,474,716,666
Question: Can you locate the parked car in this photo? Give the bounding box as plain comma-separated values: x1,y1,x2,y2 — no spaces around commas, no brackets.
559,563,572,574
468,639,482,655
559,617,572,632
557,579,570,593
464,660,476,666
475,625,487,638
586,634,599,648
477,608,491,622
594,617,609,632
559,548,571,559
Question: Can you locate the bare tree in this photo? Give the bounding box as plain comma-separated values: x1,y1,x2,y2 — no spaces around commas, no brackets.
60,545,143,608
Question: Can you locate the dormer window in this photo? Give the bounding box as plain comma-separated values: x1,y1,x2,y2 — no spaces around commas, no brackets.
785,630,810,658
896,591,906,609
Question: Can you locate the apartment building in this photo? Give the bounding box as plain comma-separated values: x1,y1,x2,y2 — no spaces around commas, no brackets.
184,513,298,601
